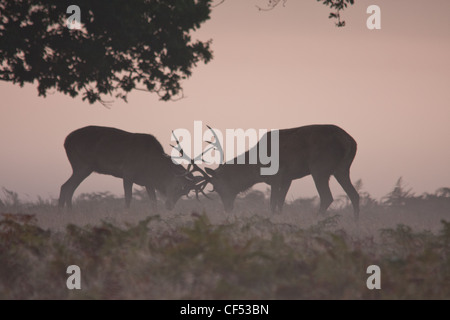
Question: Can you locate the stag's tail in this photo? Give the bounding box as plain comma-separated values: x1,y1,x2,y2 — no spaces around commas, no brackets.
63,127,96,171
338,129,357,171
334,129,360,221
345,136,357,169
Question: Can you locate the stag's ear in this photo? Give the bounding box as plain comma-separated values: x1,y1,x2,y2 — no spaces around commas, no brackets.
205,167,215,177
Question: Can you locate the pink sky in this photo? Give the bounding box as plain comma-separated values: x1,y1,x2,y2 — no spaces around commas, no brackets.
1,0,449,202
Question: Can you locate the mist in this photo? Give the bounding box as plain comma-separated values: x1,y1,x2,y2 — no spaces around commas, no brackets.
0,0,449,301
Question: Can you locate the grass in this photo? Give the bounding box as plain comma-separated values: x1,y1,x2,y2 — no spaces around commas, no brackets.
0,180,449,299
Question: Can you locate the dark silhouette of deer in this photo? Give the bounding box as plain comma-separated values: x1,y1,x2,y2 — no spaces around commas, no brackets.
198,124,360,219
58,126,201,211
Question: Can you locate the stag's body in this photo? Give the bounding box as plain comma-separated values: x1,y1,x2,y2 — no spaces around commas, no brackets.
206,125,360,219
59,126,192,210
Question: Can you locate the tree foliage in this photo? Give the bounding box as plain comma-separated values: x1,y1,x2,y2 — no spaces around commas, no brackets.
258,0,354,27
0,0,214,105
0,0,355,105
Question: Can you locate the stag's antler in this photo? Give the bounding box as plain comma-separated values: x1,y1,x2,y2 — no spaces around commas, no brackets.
171,130,215,200
205,125,225,165
170,131,202,164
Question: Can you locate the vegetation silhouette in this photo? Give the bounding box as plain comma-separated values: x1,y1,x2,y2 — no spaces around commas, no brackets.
0,180,449,299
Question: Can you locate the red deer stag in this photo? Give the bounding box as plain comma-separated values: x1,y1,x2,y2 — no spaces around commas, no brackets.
59,126,202,211
197,125,360,219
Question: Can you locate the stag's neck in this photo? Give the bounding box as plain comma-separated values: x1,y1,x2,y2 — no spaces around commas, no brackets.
221,162,263,193
144,155,180,188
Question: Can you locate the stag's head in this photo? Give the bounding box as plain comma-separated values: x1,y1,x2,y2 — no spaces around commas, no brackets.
169,125,244,212
171,163,239,213
203,167,239,212
161,165,201,210
168,129,218,209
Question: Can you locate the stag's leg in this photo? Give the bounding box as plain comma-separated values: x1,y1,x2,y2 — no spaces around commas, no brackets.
58,185,67,208
311,172,333,215
59,168,92,209
270,184,280,213
123,179,133,209
146,186,157,212
276,180,292,213
334,169,360,221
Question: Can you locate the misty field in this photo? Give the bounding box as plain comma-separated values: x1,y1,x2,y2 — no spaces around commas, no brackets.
1,180,449,300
